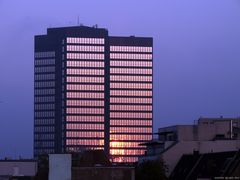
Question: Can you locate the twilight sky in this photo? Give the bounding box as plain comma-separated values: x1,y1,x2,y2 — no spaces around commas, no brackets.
0,0,240,158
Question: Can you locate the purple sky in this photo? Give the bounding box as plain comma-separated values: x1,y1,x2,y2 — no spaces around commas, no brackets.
0,0,240,158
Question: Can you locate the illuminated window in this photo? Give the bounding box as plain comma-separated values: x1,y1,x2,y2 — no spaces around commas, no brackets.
110,112,152,119
110,134,152,141
67,53,104,60
66,61,104,68
110,76,152,82
66,68,104,75
110,119,152,126
66,123,104,130
66,76,104,83
66,131,104,138
66,37,105,45
66,100,104,106
110,141,144,148
110,61,152,67
66,108,104,115
110,90,152,97
110,149,145,156
110,46,152,53
66,139,104,146
67,45,104,52
110,83,152,89
110,97,152,104
110,126,152,133
110,68,152,75
110,53,152,60
66,84,104,91
66,92,104,99
110,105,152,111
66,115,104,122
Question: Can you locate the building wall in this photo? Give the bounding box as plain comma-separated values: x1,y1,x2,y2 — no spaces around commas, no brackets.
109,37,153,162
34,46,57,155
0,161,37,176
197,118,240,140
177,125,195,141
158,118,240,143
49,154,71,180
197,121,231,140
64,36,107,152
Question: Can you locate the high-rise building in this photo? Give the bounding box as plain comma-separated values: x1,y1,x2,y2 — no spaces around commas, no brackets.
34,26,153,163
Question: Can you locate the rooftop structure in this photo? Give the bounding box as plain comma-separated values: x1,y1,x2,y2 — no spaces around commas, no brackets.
140,117,240,176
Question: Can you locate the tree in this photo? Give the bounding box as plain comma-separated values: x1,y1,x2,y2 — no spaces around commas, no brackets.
136,159,168,180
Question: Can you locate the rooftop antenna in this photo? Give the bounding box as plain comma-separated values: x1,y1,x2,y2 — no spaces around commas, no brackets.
77,16,80,26
92,24,98,28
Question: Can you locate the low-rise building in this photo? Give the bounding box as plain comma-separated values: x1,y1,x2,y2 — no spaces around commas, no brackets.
72,166,135,180
140,117,240,176
0,159,37,180
36,150,135,180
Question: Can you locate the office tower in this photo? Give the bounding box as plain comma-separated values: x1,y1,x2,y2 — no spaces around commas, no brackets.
109,37,153,162
34,26,153,163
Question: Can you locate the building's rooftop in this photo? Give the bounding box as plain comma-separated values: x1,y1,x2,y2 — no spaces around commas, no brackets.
0,159,36,162
170,150,240,179
157,117,240,131
47,25,108,33
139,140,164,146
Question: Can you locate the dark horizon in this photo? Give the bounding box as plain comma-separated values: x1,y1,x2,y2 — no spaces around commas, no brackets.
0,0,240,158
